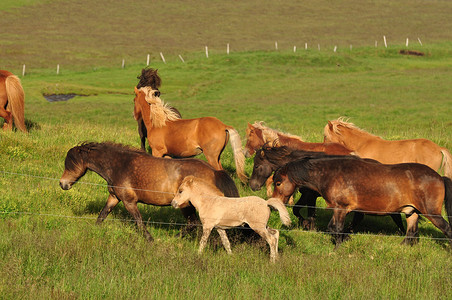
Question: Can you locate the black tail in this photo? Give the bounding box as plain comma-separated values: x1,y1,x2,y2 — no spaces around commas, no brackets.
443,177,452,225
214,170,240,197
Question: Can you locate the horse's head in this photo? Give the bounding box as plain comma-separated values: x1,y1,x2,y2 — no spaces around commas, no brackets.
59,146,89,190
272,166,297,204
136,67,162,91
244,123,264,157
171,176,196,209
249,148,274,191
133,86,159,121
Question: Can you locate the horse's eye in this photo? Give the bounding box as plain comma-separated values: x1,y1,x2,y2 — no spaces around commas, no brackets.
276,182,281,187
178,190,182,194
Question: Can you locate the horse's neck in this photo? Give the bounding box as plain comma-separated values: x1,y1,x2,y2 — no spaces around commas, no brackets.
86,153,115,185
277,133,304,147
189,191,223,212
339,127,376,150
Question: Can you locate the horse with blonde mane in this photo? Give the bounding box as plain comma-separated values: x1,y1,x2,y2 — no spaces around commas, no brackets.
171,176,291,262
244,122,352,157
133,86,247,183
0,70,27,132
135,68,182,151
324,118,452,178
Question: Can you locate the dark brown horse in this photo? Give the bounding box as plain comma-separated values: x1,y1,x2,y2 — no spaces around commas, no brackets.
133,86,247,183
135,68,181,151
244,122,352,157
250,145,404,232
0,70,27,132
272,156,452,248
59,142,239,242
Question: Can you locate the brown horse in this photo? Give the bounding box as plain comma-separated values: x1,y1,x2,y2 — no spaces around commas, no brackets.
250,145,405,232
133,86,247,183
135,68,182,151
272,156,452,248
171,176,291,262
0,70,27,132
244,122,352,157
59,142,239,242
324,117,452,178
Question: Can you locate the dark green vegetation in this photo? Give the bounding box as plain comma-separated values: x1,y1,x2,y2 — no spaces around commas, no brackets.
1,1,452,299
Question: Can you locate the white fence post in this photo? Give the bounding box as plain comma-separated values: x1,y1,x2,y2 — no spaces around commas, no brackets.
146,54,150,66
57,64,60,75
160,52,166,64
122,59,125,68
227,43,229,55
178,55,185,63
205,46,208,58
22,64,26,76
418,37,423,46
383,35,387,48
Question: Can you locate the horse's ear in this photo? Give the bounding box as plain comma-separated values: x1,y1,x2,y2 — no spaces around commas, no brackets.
328,121,333,130
260,150,265,158
134,86,139,93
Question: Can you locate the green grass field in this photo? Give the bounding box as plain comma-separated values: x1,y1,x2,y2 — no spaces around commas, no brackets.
1,1,452,299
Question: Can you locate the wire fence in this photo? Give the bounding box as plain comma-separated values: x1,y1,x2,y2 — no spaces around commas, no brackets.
1,169,451,243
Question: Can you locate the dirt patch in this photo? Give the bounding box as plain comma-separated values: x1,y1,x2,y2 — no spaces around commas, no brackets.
399,49,425,56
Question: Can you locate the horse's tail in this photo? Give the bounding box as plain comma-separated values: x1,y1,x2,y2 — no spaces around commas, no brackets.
443,176,452,225
440,148,452,179
5,75,27,133
225,127,248,183
214,170,240,197
267,198,292,227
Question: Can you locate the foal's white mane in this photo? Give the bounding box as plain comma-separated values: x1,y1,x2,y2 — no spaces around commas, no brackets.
139,86,181,128
252,121,304,145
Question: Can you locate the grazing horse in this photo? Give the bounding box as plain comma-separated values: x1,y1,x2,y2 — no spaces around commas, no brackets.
324,117,452,178
135,68,182,151
272,157,452,249
171,176,291,262
59,142,239,242
0,70,27,132
133,86,247,183
250,145,405,232
244,122,352,157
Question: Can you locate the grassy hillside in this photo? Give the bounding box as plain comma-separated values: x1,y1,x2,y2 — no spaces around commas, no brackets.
2,46,452,298
2,0,452,70
1,1,452,298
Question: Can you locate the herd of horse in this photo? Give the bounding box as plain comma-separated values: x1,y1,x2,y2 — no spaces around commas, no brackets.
3,68,452,260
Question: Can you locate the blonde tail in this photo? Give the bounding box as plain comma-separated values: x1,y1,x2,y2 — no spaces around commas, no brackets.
267,198,291,227
441,148,452,179
5,75,27,133
226,127,248,183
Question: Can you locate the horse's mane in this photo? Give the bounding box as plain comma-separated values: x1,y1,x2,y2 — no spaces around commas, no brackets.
258,145,331,167
76,141,146,155
327,117,377,138
136,68,161,89
252,121,303,145
139,87,181,128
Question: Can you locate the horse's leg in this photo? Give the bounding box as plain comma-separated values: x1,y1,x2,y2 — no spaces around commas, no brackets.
250,225,279,262
328,208,348,249
0,105,12,131
96,194,120,224
216,228,232,254
198,226,213,254
349,212,364,233
265,177,273,197
423,214,452,248
304,189,319,231
402,213,419,246
137,118,147,151
390,213,405,234
122,200,153,243
179,206,199,236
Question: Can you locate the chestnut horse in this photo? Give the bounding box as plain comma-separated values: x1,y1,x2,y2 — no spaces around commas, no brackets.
0,70,27,132
133,86,247,183
59,142,239,242
272,156,452,248
135,68,182,151
324,118,452,178
172,176,291,262
244,122,352,157
250,145,405,232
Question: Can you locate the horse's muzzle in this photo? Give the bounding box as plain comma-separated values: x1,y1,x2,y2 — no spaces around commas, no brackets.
59,180,72,190
171,199,179,208
249,179,262,191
